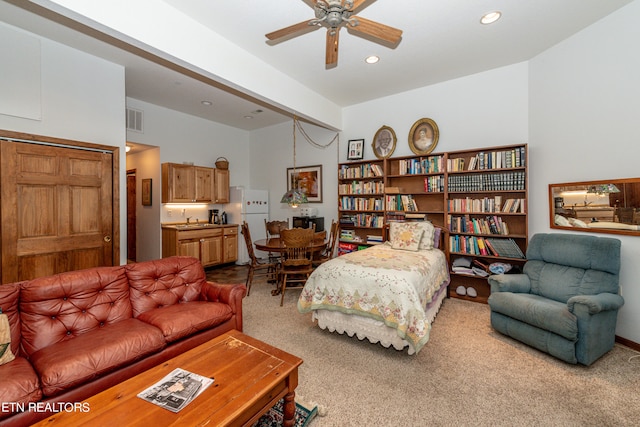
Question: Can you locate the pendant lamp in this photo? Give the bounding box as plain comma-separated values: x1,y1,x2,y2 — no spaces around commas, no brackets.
280,117,308,208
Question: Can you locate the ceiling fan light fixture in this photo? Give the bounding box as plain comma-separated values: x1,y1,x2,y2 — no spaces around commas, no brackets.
480,11,502,25
365,55,380,64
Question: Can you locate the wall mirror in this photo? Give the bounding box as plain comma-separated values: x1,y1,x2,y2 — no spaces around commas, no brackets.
549,178,640,236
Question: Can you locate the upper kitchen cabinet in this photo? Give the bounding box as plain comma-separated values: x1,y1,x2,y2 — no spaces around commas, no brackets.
214,168,230,204
162,163,214,203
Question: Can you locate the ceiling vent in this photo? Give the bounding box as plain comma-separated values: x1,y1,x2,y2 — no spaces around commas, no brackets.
126,107,143,133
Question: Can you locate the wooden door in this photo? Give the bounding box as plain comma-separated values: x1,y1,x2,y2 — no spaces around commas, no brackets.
194,167,214,202
201,236,222,267
177,239,201,259
214,168,230,203
162,163,195,202
127,170,136,262
1,141,114,283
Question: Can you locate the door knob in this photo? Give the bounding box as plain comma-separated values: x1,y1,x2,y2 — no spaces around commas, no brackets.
104,236,112,243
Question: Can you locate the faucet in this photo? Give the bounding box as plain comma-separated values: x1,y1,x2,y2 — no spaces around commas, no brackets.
186,216,192,224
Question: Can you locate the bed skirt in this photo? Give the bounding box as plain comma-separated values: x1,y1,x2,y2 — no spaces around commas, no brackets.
312,284,448,355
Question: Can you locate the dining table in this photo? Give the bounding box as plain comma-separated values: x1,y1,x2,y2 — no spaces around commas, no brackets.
253,236,327,296
253,236,327,253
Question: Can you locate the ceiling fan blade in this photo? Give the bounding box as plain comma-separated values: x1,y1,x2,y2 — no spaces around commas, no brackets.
351,0,375,14
349,16,402,45
326,29,339,66
266,20,316,41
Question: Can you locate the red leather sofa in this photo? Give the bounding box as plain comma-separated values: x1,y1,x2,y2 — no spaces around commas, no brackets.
0,256,246,427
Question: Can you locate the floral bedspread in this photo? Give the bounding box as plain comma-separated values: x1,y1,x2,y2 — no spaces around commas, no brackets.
297,243,450,353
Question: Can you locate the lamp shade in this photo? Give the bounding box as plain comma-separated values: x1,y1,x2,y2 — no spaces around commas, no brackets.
280,189,308,207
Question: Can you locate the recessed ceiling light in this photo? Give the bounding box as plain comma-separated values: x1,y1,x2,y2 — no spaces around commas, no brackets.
365,55,380,64
201,100,213,106
251,109,264,114
480,11,502,25
244,115,254,119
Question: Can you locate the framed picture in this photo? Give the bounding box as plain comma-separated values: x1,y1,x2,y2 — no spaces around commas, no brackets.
347,139,364,160
142,178,152,206
287,164,323,203
372,125,397,159
408,118,439,155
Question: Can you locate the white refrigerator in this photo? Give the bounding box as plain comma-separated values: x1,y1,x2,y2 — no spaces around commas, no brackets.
226,187,269,264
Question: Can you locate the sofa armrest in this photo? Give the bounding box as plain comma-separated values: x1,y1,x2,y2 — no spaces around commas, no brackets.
567,293,624,315
488,273,531,294
201,282,247,331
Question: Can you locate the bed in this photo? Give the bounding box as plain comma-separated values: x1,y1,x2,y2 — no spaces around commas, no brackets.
297,221,450,354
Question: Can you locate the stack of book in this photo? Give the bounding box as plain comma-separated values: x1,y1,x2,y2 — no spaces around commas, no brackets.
366,235,384,245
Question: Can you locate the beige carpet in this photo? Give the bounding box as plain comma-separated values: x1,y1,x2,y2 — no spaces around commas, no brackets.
237,277,640,427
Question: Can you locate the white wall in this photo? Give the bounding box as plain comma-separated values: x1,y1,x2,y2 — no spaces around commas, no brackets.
529,0,640,343
125,147,161,262
0,21,128,264
249,121,341,228
125,98,252,259
342,62,529,161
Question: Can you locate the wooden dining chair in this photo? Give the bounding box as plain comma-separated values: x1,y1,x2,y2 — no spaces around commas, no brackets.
264,219,289,263
313,220,340,267
240,221,279,296
279,227,314,306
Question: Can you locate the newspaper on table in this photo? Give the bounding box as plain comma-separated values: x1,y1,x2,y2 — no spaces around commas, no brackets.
137,368,214,413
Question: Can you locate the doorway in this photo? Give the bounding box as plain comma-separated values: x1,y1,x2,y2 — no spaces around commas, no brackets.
127,169,136,263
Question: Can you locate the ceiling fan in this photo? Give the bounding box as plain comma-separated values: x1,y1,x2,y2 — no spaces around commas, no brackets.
266,0,403,68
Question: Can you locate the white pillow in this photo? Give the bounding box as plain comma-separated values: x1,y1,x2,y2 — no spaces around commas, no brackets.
390,225,424,251
389,221,435,250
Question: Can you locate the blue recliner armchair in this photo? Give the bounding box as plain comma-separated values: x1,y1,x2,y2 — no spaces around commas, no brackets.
488,233,624,365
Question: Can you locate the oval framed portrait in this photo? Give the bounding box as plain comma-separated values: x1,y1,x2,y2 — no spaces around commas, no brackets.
408,118,439,155
372,125,397,159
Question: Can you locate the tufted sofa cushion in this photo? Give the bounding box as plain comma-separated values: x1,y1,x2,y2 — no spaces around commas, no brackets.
29,318,165,397
19,266,133,356
126,257,233,342
125,256,208,317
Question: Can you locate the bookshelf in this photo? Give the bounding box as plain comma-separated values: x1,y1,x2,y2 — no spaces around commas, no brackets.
385,154,446,228
446,144,528,303
337,143,529,304
338,159,386,249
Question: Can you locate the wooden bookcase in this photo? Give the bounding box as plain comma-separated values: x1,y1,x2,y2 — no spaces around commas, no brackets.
446,144,528,303
337,143,529,304
338,159,385,252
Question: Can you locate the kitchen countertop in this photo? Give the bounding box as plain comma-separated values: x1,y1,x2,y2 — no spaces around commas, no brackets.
161,223,238,230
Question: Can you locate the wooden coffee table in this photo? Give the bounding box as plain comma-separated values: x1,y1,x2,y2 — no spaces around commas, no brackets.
32,330,303,427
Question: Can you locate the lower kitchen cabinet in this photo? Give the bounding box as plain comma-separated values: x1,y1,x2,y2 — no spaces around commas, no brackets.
162,225,238,267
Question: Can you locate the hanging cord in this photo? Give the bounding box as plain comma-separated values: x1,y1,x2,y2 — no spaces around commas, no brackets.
294,117,340,149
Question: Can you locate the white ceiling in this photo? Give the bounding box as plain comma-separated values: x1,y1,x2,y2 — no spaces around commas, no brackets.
1,0,633,131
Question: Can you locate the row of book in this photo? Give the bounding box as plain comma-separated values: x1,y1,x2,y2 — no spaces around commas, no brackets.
448,197,526,214
339,196,384,211
338,180,384,195
424,176,445,193
448,214,510,235
339,163,383,179
448,171,526,192
473,148,526,170
385,194,419,211
450,235,525,258
340,213,384,228
448,147,527,172
395,155,444,175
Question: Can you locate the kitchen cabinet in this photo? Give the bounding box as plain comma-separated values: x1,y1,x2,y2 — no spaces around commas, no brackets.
223,226,238,263
162,226,222,267
161,163,215,203
214,168,230,203
162,224,238,267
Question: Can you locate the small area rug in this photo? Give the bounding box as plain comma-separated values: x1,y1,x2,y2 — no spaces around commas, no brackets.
252,399,318,427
